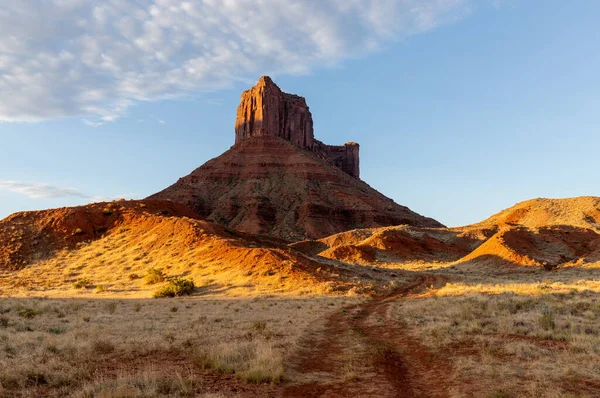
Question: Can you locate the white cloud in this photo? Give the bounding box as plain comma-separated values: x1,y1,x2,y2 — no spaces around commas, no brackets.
0,181,136,202
0,0,479,124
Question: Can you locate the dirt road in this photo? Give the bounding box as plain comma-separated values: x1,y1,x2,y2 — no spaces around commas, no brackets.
281,274,451,397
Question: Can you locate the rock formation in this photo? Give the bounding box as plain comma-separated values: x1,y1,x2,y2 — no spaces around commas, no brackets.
235,76,360,178
150,76,443,240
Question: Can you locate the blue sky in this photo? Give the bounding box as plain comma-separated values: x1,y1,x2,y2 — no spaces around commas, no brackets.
0,1,598,227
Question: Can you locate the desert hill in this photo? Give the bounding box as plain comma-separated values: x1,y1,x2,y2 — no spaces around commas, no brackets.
294,197,600,269
150,76,442,241
461,196,600,232
0,200,363,296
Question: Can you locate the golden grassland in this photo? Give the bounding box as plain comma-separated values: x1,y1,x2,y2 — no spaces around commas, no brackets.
391,265,600,397
0,295,358,397
2,247,600,397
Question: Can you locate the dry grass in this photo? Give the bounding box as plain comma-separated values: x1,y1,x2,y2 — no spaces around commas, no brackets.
0,296,358,397
0,229,353,298
393,273,600,397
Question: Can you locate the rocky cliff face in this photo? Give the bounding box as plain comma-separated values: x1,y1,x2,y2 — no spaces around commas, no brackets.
235,76,314,149
150,77,443,240
234,76,360,178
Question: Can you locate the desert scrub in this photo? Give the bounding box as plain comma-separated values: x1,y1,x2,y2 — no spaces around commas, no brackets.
197,340,284,384
72,278,92,289
145,268,166,284
0,296,349,396
153,278,195,298
393,290,600,397
18,308,41,319
538,304,556,330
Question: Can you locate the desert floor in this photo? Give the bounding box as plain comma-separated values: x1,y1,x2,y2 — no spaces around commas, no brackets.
1,263,600,397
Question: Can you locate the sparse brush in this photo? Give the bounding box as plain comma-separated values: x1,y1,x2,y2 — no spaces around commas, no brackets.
145,268,166,284
538,304,556,330
72,278,92,289
153,278,195,298
18,309,41,319
106,302,117,314
92,340,115,354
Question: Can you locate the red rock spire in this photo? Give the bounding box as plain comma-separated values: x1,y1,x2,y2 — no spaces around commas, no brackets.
234,76,360,179
235,76,314,149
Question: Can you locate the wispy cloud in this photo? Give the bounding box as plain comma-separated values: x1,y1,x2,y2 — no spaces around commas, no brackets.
0,0,485,125
0,181,88,199
0,181,135,202
150,115,165,125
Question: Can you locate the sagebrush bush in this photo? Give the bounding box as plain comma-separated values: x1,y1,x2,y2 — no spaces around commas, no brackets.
72,278,92,289
538,305,556,330
92,340,115,354
145,268,166,285
153,278,195,298
18,309,41,319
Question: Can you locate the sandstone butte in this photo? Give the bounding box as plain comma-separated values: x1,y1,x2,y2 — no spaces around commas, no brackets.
150,76,444,241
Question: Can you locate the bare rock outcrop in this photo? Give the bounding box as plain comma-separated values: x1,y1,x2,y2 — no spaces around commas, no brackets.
235,76,360,178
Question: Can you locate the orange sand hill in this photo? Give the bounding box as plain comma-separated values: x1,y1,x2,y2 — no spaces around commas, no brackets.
0,200,359,296
292,226,478,265
462,196,600,232
295,197,600,269
0,200,198,270
150,77,442,241
453,197,600,268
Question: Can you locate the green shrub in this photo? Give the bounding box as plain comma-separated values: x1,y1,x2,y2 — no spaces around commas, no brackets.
153,278,195,298
145,268,166,284
73,278,92,289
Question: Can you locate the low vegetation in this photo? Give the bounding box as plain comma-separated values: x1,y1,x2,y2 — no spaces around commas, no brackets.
72,278,92,289
153,277,195,298
0,296,353,397
145,268,166,285
393,278,600,397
